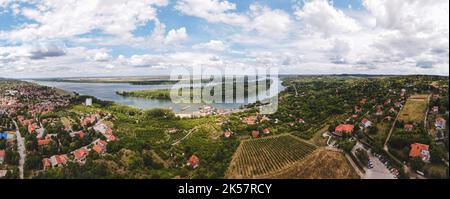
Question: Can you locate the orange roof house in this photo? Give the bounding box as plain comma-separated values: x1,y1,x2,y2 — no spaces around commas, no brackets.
92,144,105,154
49,155,68,167
262,128,270,134
404,124,414,131
243,116,256,125
409,143,430,161
334,124,354,137
38,139,51,146
0,150,5,164
28,123,39,134
252,130,260,138
187,154,200,169
74,148,89,162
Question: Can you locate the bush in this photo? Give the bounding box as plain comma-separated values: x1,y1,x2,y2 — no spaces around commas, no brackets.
355,148,369,166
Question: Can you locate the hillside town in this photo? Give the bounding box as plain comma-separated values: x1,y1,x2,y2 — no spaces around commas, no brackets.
0,75,448,179
1,81,116,178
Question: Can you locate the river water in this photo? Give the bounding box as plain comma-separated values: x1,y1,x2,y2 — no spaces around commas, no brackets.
31,78,283,113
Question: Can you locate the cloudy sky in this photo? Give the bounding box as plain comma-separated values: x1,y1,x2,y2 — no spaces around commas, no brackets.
0,0,449,78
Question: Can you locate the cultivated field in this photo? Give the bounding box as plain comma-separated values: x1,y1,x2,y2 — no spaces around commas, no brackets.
262,149,359,179
226,134,317,179
398,94,429,123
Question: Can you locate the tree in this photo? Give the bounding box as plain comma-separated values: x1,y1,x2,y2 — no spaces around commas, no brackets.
25,153,42,170
410,157,425,171
429,147,444,164
355,148,369,166
339,140,356,153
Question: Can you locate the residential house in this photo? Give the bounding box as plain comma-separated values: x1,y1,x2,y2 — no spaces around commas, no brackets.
333,124,354,137
404,124,414,132
73,148,89,163
49,155,68,168
385,116,393,121
298,118,305,124
376,105,383,116
432,106,439,113
38,138,51,146
187,154,200,169
252,130,260,138
361,118,372,128
92,141,107,154
400,89,406,97
42,158,51,171
167,128,178,134
69,131,85,138
243,116,256,125
262,128,270,134
28,123,39,134
0,150,5,164
409,143,430,162
435,117,446,130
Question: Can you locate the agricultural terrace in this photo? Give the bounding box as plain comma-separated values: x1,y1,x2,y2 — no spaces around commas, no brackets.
226,134,317,178
398,94,429,123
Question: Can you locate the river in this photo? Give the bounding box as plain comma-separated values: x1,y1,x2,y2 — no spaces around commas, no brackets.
30,78,284,113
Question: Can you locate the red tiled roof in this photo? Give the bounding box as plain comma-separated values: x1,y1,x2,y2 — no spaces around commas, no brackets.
28,123,39,134
78,131,85,138
361,118,369,124
335,124,354,132
105,128,113,135
188,155,200,167
263,128,270,134
98,140,107,146
92,145,104,154
107,135,116,141
55,155,68,164
38,139,51,146
252,130,260,138
409,143,429,158
74,148,89,160
404,124,414,129
0,150,5,157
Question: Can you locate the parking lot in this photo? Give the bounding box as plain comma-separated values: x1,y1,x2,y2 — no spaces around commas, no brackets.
352,142,396,179
363,152,396,179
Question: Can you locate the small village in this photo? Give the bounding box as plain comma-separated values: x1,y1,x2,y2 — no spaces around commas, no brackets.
0,81,116,178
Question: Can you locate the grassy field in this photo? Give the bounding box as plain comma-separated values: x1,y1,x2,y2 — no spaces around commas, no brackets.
263,149,359,179
372,122,391,146
226,134,317,179
398,94,429,123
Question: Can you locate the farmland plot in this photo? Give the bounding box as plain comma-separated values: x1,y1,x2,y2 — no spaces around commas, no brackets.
226,134,317,178
398,94,428,123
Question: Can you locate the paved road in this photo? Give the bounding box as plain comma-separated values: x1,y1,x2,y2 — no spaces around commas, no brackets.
12,120,25,179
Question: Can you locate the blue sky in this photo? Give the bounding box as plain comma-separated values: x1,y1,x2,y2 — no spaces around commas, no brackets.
0,0,448,78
